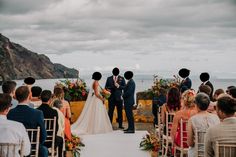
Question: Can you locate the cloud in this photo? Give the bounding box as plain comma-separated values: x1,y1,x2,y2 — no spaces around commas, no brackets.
1,0,236,77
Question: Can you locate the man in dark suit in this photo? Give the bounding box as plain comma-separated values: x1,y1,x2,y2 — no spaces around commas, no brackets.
105,67,126,129
123,71,136,133
200,72,214,100
7,86,48,157
37,90,63,157
178,68,192,93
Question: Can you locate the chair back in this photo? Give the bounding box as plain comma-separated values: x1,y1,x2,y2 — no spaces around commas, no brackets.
44,117,56,157
195,129,206,157
179,119,188,148
215,141,236,157
26,127,40,157
165,112,175,136
0,142,23,157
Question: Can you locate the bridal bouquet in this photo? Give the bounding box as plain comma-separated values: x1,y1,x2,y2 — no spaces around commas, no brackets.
140,132,159,152
100,88,111,99
65,135,85,157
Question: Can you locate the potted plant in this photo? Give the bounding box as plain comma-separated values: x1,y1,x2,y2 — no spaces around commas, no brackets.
140,132,160,157
65,134,85,157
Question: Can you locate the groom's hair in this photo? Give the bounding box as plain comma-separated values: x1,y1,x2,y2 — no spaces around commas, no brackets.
112,67,119,76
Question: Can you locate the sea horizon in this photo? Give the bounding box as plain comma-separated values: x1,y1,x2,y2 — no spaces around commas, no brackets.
6,74,236,94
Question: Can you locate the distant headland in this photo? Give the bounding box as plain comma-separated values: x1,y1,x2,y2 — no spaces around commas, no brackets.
0,33,78,80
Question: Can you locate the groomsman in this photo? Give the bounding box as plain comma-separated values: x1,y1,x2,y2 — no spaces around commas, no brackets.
178,68,192,93
199,72,214,100
105,67,126,129
123,71,136,133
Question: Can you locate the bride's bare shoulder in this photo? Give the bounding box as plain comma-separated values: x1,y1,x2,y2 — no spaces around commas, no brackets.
92,81,98,88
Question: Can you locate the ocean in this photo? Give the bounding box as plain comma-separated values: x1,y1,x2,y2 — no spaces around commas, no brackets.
5,74,236,93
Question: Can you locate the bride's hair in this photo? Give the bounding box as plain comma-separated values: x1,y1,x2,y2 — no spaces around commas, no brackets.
92,72,102,80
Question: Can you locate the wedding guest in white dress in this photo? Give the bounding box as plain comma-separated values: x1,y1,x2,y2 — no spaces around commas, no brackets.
71,72,113,135
187,93,220,157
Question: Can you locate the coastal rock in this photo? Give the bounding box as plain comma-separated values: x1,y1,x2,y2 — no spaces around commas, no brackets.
0,33,78,80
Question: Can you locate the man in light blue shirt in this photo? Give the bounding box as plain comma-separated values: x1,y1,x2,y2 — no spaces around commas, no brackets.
0,93,31,157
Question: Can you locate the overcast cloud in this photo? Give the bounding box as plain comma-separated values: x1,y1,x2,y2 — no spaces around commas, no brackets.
1,0,236,78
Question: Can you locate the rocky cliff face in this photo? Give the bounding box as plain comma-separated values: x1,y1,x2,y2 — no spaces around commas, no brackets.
0,33,78,80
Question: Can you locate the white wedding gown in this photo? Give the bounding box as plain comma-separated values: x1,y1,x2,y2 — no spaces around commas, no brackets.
71,83,113,135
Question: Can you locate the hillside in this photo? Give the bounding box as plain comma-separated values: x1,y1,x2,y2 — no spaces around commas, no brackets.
0,33,78,80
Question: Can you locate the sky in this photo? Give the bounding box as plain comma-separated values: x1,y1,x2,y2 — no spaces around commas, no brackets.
1,0,236,78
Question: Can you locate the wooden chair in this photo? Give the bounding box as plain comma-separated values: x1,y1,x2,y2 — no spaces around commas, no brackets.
215,141,236,157
26,127,40,157
155,107,163,146
0,142,23,157
174,119,188,157
195,129,206,157
162,112,175,157
44,117,57,157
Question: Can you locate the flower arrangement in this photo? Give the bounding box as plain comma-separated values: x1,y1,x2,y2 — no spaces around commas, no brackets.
65,135,85,157
140,132,159,152
55,78,88,101
151,74,181,96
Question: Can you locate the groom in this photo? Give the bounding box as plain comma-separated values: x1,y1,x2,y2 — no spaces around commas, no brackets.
105,67,126,129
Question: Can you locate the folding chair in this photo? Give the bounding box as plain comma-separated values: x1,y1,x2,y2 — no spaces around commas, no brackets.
195,129,206,157
174,119,188,157
162,112,175,157
215,141,236,157
26,127,40,157
44,117,57,157
0,142,23,157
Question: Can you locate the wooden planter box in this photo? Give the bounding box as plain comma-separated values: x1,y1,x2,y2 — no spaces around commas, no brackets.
70,100,154,124
70,101,127,124
134,99,154,123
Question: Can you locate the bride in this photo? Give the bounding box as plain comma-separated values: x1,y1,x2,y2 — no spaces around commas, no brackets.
71,72,113,135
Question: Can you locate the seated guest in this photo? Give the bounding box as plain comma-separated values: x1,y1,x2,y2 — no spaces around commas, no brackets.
30,86,42,108
2,80,18,109
171,89,197,148
187,93,220,157
161,87,181,125
52,99,65,140
229,87,236,98
53,87,72,140
0,93,31,157
213,89,224,101
198,85,215,113
38,90,63,157
205,95,236,157
226,86,235,94
7,86,48,157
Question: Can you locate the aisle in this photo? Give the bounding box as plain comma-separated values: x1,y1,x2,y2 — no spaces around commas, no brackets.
80,130,149,157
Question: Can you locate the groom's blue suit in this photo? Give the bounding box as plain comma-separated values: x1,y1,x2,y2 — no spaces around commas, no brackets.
105,75,126,127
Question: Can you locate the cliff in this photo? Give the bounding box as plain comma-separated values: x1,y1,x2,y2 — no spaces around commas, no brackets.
0,33,78,80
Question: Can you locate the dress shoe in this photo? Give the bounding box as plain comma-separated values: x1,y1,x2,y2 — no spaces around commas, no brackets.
124,130,135,134
123,128,129,132
118,126,124,129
